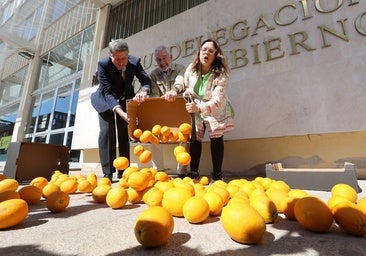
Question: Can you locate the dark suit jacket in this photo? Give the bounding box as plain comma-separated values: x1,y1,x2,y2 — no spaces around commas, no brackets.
91,55,151,113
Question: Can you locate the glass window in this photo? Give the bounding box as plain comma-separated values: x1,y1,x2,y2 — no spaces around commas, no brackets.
36,91,54,133
16,5,43,40
26,94,41,134
0,67,27,106
52,84,72,130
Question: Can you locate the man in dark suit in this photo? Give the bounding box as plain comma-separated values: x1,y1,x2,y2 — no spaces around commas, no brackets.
91,39,151,181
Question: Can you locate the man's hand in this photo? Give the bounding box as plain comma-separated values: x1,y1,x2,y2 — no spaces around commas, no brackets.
162,90,178,102
133,91,148,103
115,107,129,123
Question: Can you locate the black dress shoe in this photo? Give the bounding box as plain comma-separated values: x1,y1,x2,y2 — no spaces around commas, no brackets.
177,173,187,179
117,171,123,179
187,171,199,179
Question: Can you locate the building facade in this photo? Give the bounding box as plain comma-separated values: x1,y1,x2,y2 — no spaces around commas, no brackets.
1,0,366,178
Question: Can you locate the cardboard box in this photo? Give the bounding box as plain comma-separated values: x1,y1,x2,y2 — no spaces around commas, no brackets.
265,162,360,192
127,97,191,142
4,142,70,182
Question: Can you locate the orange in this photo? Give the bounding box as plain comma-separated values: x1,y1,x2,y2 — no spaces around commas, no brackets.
139,130,153,143
0,190,20,202
288,189,308,199
134,206,174,247
162,187,193,217
128,171,150,191
133,128,143,139
77,179,94,193
173,145,186,156
260,177,273,191
86,173,98,188
113,156,129,170
239,181,256,197
294,196,333,233
269,180,291,193
154,181,174,192
0,173,7,181
266,188,289,213
333,201,366,237
227,196,249,206
122,166,139,180
18,185,42,205
160,126,171,136
179,122,192,135
173,180,195,196
175,151,191,166
155,171,169,182
357,197,366,214
250,195,278,223
151,124,162,136
0,178,19,192
42,183,60,198
182,196,210,223
150,135,159,144
142,187,164,207
221,202,266,244
139,150,152,164
133,145,144,156
208,185,230,206
92,184,111,203
106,187,128,209
203,191,224,216
46,191,70,213
225,184,240,198
169,130,179,142
281,196,300,221
331,183,358,203
0,199,28,229
328,195,352,212
97,177,112,186
29,177,48,190
60,179,78,194
199,176,209,185
127,187,143,204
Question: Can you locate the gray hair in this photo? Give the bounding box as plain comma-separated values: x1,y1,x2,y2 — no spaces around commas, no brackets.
109,39,129,53
154,45,170,57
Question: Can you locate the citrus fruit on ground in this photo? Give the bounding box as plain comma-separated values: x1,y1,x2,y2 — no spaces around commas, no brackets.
98,177,112,186
199,176,209,185
249,188,266,202
92,184,111,203
250,195,278,223
122,166,139,180
328,195,353,212
221,202,266,244
46,190,70,213
281,196,300,221
179,122,192,135
175,151,191,166
294,196,334,233
227,196,249,206
0,178,19,192
162,187,193,217
183,196,210,223
113,156,129,170
0,190,20,202
106,187,128,209
260,177,273,190
128,171,150,191
127,187,143,204
77,179,94,193
139,150,152,164
151,124,162,136
134,206,174,248
203,191,224,216
154,181,174,192
0,173,7,181
133,128,143,139
332,201,366,236
86,173,98,188
173,180,195,196
239,181,256,197
142,187,164,207
18,185,42,205
266,188,289,213
154,171,169,182
60,179,78,194
331,183,358,203
288,189,308,198
269,180,291,193
207,185,230,206
42,183,60,198
357,197,366,214
29,177,48,190
0,199,28,229
133,145,144,156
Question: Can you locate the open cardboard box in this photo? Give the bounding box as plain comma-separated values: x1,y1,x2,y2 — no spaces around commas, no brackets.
4,142,70,182
265,162,361,192
127,97,191,143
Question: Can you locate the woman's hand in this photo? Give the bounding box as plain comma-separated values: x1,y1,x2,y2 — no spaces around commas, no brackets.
185,102,200,113
162,90,177,102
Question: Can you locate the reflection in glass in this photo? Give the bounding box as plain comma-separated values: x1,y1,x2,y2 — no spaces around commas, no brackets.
52,84,72,130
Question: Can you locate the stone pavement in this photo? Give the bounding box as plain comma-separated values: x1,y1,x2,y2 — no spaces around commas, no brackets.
0,169,365,256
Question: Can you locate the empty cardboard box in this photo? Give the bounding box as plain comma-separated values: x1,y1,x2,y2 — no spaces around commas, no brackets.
265,162,360,192
4,142,70,182
127,97,191,142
